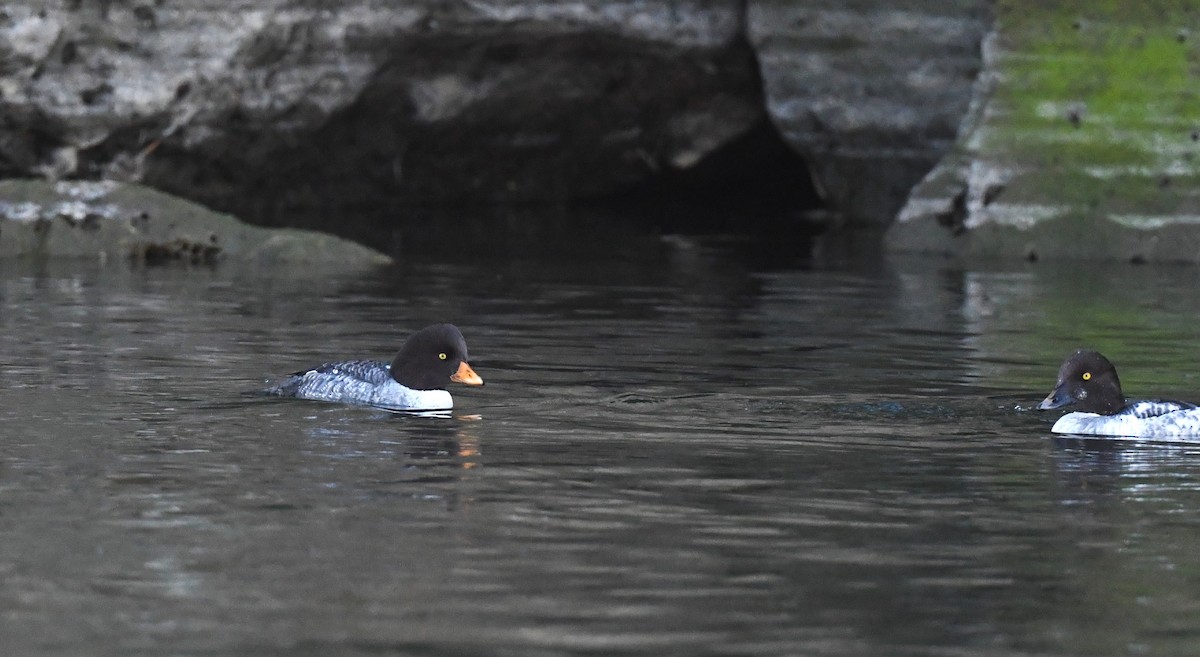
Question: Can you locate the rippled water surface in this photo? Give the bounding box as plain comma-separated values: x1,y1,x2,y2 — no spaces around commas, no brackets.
5,231,1200,656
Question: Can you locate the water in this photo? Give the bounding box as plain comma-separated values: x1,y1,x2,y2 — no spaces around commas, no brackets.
4,230,1200,656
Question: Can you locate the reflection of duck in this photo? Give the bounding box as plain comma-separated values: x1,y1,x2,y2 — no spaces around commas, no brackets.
266,324,483,411
403,429,483,469
1038,349,1200,439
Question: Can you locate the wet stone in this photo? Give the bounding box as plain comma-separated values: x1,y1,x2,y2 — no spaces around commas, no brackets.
0,179,392,268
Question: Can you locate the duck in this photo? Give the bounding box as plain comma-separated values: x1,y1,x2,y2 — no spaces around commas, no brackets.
266,323,483,411
1037,349,1200,439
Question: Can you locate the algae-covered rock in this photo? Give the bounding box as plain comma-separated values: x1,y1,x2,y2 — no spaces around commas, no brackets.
0,179,392,266
889,2,1200,262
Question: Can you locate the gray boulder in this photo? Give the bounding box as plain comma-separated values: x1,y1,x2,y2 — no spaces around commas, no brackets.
0,179,392,266
0,2,762,222
748,1,991,224
0,2,990,231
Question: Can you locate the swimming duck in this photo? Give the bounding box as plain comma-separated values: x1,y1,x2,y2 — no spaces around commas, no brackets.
1038,349,1200,439
266,323,483,411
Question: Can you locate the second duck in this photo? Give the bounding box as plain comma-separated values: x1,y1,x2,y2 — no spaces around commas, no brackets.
1038,349,1200,439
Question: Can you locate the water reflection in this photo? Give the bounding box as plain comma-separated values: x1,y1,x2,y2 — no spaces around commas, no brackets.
3,240,1200,655
956,262,1200,396
1050,437,1200,497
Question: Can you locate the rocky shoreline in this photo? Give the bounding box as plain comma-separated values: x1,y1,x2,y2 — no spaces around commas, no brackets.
4,2,1199,261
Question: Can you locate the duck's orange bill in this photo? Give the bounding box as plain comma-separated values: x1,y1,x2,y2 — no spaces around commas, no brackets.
451,361,484,386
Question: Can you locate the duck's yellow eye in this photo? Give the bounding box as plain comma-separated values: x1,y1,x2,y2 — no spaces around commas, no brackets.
1082,372,1091,381
438,352,447,360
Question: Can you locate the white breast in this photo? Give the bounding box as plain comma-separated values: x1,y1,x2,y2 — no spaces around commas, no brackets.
1051,407,1200,440
294,372,453,411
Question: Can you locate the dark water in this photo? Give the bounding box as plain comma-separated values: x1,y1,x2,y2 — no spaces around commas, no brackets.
4,230,1200,656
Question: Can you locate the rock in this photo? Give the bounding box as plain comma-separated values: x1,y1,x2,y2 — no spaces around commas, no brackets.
0,1,995,234
889,3,1200,262
0,179,392,266
0,1,766,229
747,0,992,225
